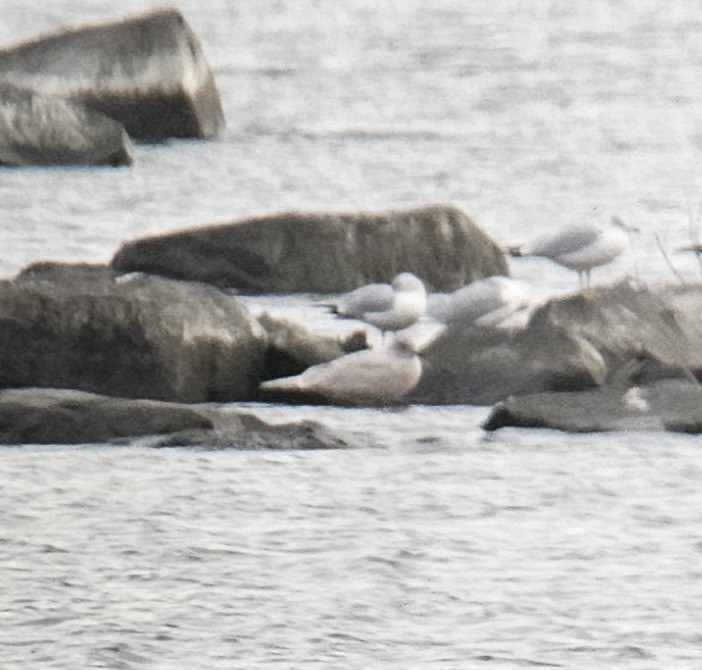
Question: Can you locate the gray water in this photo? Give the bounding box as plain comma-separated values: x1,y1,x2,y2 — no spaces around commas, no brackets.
1,1,702,667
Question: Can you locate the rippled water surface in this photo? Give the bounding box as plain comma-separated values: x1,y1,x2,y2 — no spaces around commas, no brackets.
2,1,702,667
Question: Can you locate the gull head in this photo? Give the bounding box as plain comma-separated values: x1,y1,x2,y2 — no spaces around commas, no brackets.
391,272,425,294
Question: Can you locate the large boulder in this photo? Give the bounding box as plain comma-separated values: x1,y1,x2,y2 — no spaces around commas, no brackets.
0,82,132,166
110,205,509,293
0,387,353,448
0,263,265,402
413,282,702,405
0,8,224,141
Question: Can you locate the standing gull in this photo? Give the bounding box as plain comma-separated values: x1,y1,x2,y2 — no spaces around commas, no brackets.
320,272,427,333
259,330,422,405
509,216,636,288
426,276,533,328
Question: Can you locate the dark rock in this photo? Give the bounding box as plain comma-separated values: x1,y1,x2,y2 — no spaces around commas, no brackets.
0,264,266,402
482,377,702,433
0,8,224,141
0,388,212,444
146,411,353,449
257,312,369,380
413,281,699,405
0,82,132,166
110,204,509,293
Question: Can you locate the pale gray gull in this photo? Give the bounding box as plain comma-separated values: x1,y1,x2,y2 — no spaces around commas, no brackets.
259,330,422,405
426,276,533,328
509,215,636,288
320,272,427,332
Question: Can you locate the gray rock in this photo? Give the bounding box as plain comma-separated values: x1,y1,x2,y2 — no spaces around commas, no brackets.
0,388,212,444
1,263,266,402
0,8,224,141
414,281,698,405
0,82,133,166
0,387,353,448
482,377,702,433
110,204,509,293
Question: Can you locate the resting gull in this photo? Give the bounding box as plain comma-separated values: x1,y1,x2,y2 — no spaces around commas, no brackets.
259,330,422,405
320,272,427,333
426,276,533,328
509,216,636,288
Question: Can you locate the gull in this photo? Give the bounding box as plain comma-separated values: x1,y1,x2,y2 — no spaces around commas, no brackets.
426,276,533,328
509,216,636,288
259,330,422,405
319,272,427,333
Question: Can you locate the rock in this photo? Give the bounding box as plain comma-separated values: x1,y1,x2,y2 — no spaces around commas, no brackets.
413,281,700,405
146,411,353,449
0,388,212,444
257,312,369,380
0,387,353,448
482,377,702,433
0,264,266,402
0,82,133,166
110,204,509,293
0,8,224,141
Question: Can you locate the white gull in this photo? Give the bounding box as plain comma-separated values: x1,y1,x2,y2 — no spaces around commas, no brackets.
509,215,636,288
321,272,427,333
426,276,533,328
259,330,422,405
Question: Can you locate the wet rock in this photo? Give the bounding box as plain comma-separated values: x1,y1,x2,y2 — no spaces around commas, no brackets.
413,282,699,405
110,204,509,293
146,411,353,449
0,82,133,166
257,312,368,380
482,377,702,433
0,264,266,402
0,388,212,444
0,8,224,141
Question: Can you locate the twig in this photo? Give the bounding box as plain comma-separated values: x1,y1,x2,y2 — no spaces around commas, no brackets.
654,232,686,284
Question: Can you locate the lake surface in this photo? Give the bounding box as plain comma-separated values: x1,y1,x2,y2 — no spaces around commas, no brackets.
1,1,702,667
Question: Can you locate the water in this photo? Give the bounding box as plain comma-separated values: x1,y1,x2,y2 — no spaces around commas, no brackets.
1,1,702,667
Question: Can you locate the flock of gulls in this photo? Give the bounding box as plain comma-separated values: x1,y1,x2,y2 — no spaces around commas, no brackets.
260,215,638,404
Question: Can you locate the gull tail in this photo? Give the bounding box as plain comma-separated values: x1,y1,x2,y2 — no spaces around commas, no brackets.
260,373,309,394
505,244,523,257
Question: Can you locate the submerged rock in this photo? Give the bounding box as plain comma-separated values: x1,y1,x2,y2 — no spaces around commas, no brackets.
146,411,353,450
413,281,698,405
110,204,509,293
0,264,265,403
0,82,133,166
0,8,224,141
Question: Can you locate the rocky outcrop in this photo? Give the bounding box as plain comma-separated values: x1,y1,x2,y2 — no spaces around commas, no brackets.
0,263,266,402
0,388,352,448
0,83,133,166
110,205,509,293
413,282,700,405
0,8,224,141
